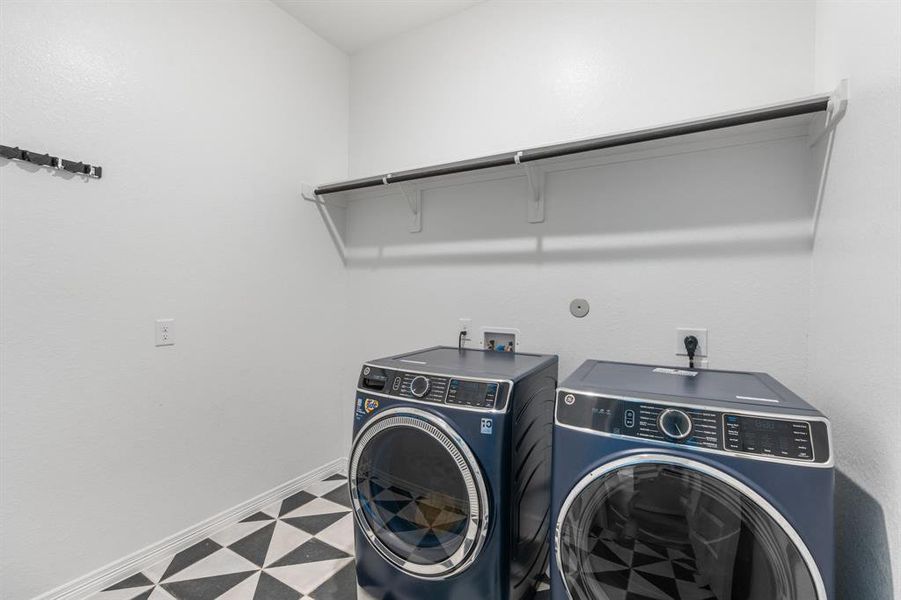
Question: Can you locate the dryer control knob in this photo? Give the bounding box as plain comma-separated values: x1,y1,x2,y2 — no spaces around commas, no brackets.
410,376,430,398
658,409,693,441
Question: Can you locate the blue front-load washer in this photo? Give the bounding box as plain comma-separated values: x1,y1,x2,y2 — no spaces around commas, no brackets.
551,360,834,600
350,347,558,600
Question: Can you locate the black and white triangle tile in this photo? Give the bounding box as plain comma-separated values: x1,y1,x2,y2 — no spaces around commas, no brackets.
90,474,356,600
579,529,718,600
534,571,550,600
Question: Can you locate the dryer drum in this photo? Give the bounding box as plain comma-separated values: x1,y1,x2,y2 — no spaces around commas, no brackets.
556,455,826,600
348,407,490,578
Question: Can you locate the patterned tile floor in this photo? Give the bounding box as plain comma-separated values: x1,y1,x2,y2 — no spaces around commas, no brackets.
90,474,356,600
577,528,716,600
90,471,553,600
534,573,551,599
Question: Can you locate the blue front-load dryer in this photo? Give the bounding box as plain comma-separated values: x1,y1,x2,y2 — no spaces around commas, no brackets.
550,360,834,600
350,347,558,600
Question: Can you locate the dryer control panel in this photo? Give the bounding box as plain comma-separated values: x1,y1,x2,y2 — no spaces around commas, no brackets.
556,392,830,465
358,366,508,411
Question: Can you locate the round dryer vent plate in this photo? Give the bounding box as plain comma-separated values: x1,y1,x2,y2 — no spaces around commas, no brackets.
570,298,590,318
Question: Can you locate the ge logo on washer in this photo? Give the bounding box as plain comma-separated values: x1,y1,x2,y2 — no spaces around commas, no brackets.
564,394,576,405
480,418,493,435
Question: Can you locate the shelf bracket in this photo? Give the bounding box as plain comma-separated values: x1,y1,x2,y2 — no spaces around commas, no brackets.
521,157,545,223
810,79,849,147
300,182,350,208
400,184,422,233
300,182,328,205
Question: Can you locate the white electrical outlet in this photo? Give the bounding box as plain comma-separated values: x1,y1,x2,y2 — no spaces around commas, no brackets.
155,319,175,346
458,318,472,346
675,327,707,357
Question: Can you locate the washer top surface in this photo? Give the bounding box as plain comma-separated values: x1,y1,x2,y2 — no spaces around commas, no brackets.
562,360,821,415
368,346,557,381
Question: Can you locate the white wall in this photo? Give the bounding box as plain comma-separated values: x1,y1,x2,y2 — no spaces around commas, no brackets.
810,2,901,597
341,132,818,387
343,0,819,448
350,0,815,176
0,2,348,598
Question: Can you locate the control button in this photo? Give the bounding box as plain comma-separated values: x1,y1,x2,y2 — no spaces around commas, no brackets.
657,409,693,441
624,409,636,428
363,366,371,376
564,394,576,405
410,375,430,398
392,377,401,391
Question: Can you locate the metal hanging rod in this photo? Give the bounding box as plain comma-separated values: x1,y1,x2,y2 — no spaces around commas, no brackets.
313,93,831,196
1,144,103,178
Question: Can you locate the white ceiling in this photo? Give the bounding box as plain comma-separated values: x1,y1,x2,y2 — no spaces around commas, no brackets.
273,0,482,54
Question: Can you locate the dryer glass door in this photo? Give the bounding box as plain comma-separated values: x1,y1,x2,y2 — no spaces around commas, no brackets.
557,456,824,600
349,408,489,578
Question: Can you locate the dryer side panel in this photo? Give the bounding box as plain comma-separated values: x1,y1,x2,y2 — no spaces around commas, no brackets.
509,361,558,600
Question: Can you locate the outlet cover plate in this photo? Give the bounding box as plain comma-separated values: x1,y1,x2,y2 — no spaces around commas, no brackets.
156,319,175,347
675,328,707,357
458,318,472,346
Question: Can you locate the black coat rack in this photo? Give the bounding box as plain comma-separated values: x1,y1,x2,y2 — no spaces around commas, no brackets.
1,144,102,178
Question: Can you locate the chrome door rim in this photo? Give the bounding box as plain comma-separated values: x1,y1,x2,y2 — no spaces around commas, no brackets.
349,406,490,578
554,453,828,600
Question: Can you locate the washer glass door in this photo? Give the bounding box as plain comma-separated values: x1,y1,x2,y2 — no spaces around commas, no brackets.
350,408,488,577
557,456,824,600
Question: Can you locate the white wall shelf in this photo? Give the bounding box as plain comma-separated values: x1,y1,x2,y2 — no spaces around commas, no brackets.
302,83,847,232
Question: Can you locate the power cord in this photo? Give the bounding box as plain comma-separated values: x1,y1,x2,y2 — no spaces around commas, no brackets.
684,335,699,369
458,328,468,351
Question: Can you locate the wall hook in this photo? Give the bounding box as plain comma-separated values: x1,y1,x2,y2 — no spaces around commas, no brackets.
23,150,56,167
61,159,91,176
1,143,102,178
0,145,23,160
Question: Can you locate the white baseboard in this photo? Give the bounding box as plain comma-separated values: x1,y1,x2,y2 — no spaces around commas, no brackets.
33,457,349,600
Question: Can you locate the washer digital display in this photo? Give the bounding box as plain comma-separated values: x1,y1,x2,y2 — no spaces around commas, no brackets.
447,379,499,408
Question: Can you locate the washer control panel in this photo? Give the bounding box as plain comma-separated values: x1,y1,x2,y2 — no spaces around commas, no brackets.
556,392,830,465
635,404,720,451
724,414,814,461
399,372,447,403
359,366,508,411
446,379,500,409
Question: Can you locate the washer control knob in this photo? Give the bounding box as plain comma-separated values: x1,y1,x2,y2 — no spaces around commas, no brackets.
410,376,430,398
658,409,693,441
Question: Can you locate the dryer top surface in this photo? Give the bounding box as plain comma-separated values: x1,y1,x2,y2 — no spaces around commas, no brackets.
562,360,823,416
368,346,557,381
